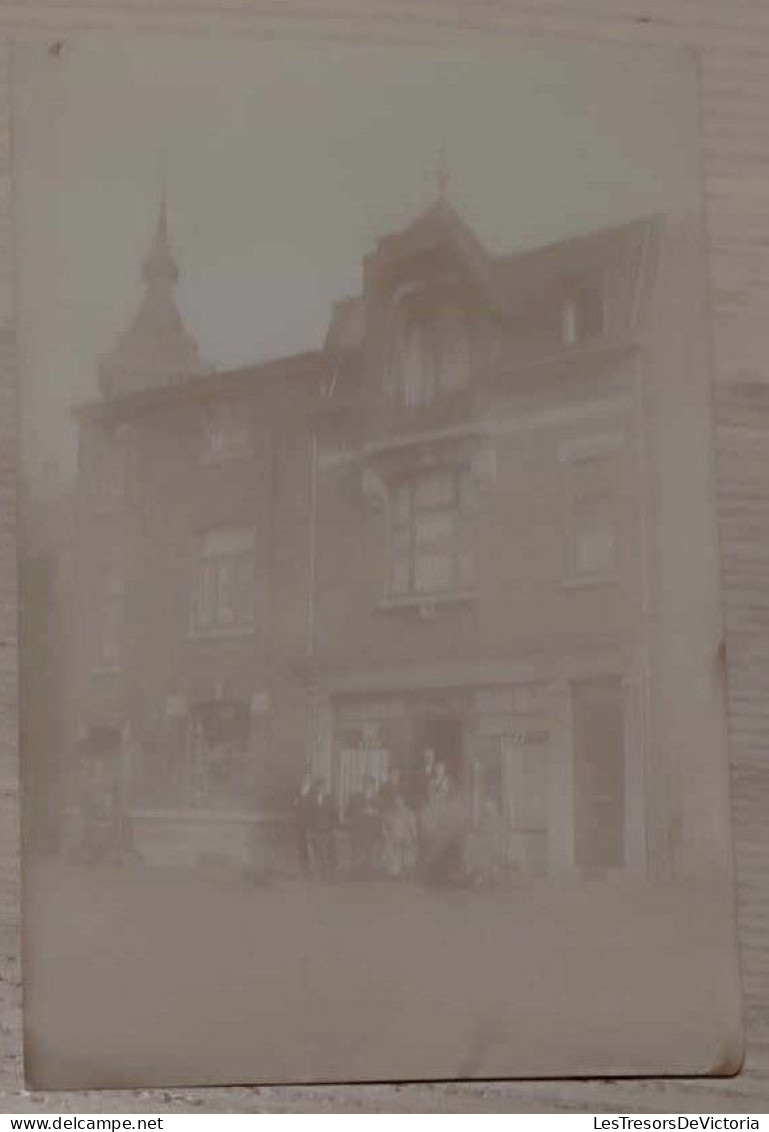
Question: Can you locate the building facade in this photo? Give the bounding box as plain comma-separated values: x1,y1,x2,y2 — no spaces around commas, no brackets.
68,191,672,877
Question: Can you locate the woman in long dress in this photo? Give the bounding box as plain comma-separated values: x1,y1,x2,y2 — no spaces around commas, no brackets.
382,795,418,878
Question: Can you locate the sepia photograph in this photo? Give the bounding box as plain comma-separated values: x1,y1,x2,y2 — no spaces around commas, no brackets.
14,33,742,1089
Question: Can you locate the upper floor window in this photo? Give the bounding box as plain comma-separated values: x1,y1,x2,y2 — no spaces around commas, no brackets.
389,468,474,598
572,503,615,579
395,299,471,407
201,402,250,464
561,448,618,584
190,527,256,636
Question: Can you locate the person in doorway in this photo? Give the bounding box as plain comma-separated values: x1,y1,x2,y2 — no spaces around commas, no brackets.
378,766,403,812
422,762,466,884
430,760,451,805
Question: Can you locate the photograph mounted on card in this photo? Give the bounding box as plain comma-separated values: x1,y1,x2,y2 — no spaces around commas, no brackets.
15,31,742,1087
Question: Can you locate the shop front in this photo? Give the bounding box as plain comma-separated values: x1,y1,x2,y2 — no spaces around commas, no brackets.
310,666,645,878
312,679,566,876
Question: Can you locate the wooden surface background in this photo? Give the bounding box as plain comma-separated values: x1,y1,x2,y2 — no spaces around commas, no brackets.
2,0,769,1113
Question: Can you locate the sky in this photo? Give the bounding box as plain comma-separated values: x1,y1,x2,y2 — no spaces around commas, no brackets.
11,34,702,489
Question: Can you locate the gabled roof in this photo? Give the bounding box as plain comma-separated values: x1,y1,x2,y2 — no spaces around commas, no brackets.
336,203,662,354
491,215,661,332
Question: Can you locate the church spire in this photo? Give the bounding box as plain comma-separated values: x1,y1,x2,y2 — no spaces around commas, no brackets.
98,193,205,399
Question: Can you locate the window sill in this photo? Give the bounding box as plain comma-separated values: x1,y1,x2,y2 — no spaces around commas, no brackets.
561,574,617,589
377,590,477,617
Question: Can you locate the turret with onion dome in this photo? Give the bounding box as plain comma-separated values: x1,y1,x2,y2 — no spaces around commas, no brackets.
98,196,207,399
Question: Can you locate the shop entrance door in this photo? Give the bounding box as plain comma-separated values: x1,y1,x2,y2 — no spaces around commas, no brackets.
414,717,464,790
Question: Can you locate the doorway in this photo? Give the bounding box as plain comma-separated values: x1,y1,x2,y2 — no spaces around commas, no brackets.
414,716,464,790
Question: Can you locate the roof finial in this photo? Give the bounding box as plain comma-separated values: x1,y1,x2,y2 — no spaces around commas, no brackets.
156,146,169,244
143,150,178,285
436,138,450,199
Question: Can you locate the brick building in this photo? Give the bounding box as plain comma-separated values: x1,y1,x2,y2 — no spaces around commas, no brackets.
69,189,687,877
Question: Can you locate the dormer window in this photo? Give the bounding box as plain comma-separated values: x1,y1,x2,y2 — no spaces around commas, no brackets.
393,292,471,407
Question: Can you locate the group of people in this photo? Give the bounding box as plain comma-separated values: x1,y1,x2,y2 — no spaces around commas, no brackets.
294,748,505,885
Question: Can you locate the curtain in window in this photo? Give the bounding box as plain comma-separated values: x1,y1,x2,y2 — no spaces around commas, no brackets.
191,528,256,633
337,745,390,811
389,470,467,597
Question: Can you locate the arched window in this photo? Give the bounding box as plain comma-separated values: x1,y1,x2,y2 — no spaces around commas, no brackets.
402,316,433,407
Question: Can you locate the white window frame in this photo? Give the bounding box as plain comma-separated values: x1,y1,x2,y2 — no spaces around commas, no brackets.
190,527,257,637
388,468,473,600
560,445,619,586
